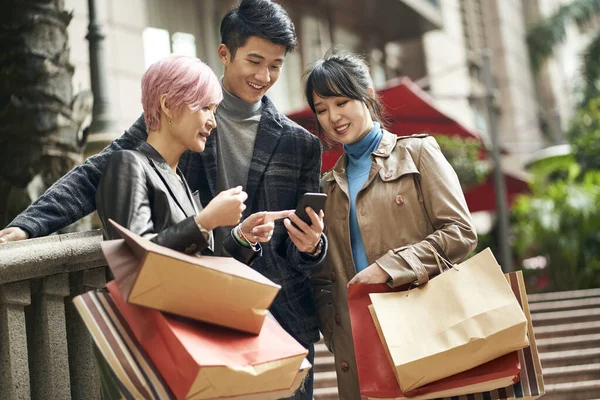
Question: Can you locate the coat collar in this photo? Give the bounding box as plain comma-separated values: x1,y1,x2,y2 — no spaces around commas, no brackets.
326,130,398,182
244,96,282,215
138,142,198,217
325,130,420,186
371,129,398,158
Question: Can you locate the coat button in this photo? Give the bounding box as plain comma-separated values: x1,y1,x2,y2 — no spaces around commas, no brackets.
340,361,350,372
330,272,336,282
395,195,405,205
335,314,341,325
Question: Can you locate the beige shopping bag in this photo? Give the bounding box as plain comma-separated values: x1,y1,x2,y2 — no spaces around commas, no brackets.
369,247,529,392
102,220,281,335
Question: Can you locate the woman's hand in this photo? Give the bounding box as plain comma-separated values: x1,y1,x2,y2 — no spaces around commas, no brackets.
348,263,391,286
239,210,293,243
284,207,325,254
196,186,248,230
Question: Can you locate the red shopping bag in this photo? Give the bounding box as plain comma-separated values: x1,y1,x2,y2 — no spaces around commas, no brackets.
106,281,308,399
348,284,520,400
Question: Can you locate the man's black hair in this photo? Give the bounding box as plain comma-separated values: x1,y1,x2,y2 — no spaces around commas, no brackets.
220,0,297,58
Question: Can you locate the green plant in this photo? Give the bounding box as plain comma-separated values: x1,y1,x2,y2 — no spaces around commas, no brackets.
567,97,600,174
512,170,600,290
433,135,489,191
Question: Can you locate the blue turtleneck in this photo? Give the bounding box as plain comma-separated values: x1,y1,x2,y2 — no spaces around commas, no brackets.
344,122,383,272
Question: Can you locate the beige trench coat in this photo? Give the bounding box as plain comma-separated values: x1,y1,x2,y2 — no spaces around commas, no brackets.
312,130,478,400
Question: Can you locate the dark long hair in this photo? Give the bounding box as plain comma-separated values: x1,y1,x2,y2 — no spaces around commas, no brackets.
220,0,297,59
304,51,386,147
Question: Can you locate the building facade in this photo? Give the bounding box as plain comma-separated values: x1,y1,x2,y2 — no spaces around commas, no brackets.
65,0,593,168
64,0,442,136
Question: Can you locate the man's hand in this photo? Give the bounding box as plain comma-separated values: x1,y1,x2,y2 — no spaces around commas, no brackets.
240,210,293,243
348,263,391,286
284,207,324,254
0,227,29,243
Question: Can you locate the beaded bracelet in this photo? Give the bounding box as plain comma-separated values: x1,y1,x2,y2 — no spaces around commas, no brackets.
236,225,259,252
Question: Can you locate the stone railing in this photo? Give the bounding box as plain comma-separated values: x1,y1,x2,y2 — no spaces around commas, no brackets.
0,230,107,400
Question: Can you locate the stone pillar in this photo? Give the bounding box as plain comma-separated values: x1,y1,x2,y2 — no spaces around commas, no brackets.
26,274,71,399
84,0,117,160
66,268,107,400
0,281,31,400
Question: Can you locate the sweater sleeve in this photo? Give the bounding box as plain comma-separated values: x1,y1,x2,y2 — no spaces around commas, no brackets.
8,115,148,237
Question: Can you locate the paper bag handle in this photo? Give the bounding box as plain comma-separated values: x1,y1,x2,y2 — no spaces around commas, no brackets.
423,241,457,274
405,242,458,297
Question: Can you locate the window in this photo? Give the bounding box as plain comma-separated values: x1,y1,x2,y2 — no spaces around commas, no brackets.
143,27,171,69
142,28,197,69
171,32,197,57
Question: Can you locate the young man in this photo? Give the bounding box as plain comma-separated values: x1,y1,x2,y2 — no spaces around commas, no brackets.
1,1,326,398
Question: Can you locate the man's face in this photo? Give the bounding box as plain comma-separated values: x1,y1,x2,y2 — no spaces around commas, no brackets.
219,36,286,104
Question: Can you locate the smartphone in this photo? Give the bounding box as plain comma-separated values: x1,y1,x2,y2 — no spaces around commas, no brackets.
292,192,327,230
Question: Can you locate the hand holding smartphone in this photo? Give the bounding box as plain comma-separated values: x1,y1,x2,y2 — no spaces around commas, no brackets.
291,192,327,230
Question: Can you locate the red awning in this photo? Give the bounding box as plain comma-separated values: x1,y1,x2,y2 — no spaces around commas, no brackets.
464,172,530,213
286,77,529,212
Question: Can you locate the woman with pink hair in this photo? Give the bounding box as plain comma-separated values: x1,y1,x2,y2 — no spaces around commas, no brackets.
95,55,286,399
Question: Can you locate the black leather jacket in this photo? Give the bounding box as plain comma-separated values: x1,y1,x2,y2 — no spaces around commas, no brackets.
96,142,259,265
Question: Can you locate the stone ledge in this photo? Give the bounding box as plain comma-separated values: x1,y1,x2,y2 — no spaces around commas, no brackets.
0,230,105,284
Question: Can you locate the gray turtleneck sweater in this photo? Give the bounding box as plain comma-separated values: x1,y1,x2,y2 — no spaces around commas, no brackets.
213,81,263,253
216,82,263,191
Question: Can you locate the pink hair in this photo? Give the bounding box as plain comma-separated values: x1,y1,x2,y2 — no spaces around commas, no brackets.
141,55,223,131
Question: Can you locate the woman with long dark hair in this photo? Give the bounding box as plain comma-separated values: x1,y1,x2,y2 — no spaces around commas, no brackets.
306,52,478,400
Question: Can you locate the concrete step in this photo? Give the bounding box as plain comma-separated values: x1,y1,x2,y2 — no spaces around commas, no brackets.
313,386,339,400
540,347,600,368
532,308,600,327
534,321,600,339
542,379,600,400
314,355,335,373
537,333,600,352
543,363,600,384
530,297,600,313
315,342,331,358
528,288,600,303
314,370,337,388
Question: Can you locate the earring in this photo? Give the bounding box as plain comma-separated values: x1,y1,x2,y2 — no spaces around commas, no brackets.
168,116,172,125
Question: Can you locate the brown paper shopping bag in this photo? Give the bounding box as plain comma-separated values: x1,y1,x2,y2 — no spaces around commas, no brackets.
349,284,520,400
436,271,545,400
369,248,529,392
101,220,281,334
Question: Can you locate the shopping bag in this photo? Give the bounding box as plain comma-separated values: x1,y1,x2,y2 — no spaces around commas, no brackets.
102,219,280,334
349,284,520,400
73,290,311,400
105,280,308,399
74,290,175,399
368,248,529,391
436,271,545,400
